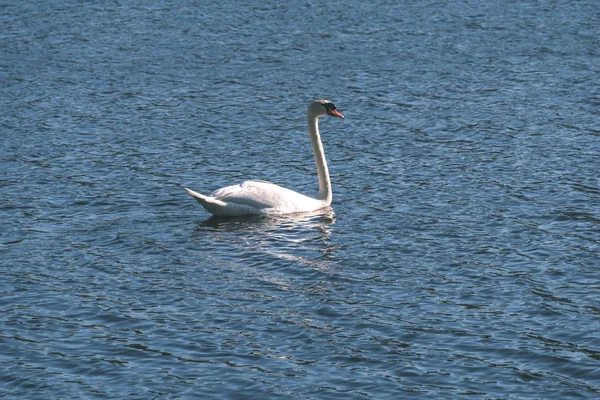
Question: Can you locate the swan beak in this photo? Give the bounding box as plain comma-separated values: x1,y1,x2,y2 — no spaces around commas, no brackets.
328,109,344,119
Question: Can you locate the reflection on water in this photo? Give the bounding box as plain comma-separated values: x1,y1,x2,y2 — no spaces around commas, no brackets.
198,207,336,232
196,208,337,272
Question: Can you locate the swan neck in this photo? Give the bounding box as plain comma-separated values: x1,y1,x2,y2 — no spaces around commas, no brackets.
308,114,331,204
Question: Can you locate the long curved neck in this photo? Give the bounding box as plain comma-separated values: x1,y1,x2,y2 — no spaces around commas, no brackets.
308,114,332,204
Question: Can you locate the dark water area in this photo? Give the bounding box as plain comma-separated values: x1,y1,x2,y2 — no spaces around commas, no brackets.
1,1,599,398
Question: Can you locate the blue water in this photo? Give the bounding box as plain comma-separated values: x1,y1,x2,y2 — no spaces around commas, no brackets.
2,1,599,398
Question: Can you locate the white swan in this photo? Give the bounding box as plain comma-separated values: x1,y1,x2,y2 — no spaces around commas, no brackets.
185,99,344,217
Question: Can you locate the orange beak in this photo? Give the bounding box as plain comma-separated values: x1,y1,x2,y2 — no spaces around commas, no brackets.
328,109,344,119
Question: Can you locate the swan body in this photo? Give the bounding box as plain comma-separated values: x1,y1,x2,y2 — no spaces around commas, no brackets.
185,99,344,217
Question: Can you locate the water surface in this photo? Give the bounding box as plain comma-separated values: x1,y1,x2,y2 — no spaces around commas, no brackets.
2,0,599,398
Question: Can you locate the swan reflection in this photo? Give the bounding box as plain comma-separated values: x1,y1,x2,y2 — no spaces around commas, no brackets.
195,208,337,273
199,207,335,231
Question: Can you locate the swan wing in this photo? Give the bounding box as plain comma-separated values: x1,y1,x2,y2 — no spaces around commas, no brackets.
186,181,325,216
185,186,262,216
211,181,305,209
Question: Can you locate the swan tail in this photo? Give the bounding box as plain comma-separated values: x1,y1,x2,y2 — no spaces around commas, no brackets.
184,187,227,209
184,186,265,217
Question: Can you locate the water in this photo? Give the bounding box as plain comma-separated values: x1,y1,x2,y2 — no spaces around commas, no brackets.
2,0,599,398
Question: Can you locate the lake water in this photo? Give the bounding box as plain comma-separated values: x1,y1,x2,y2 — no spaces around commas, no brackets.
2,0,599,398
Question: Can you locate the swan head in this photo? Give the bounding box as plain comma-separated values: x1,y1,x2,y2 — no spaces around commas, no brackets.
308,99,344,119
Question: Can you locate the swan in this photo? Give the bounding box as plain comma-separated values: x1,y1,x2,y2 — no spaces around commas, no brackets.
184,99,344,217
